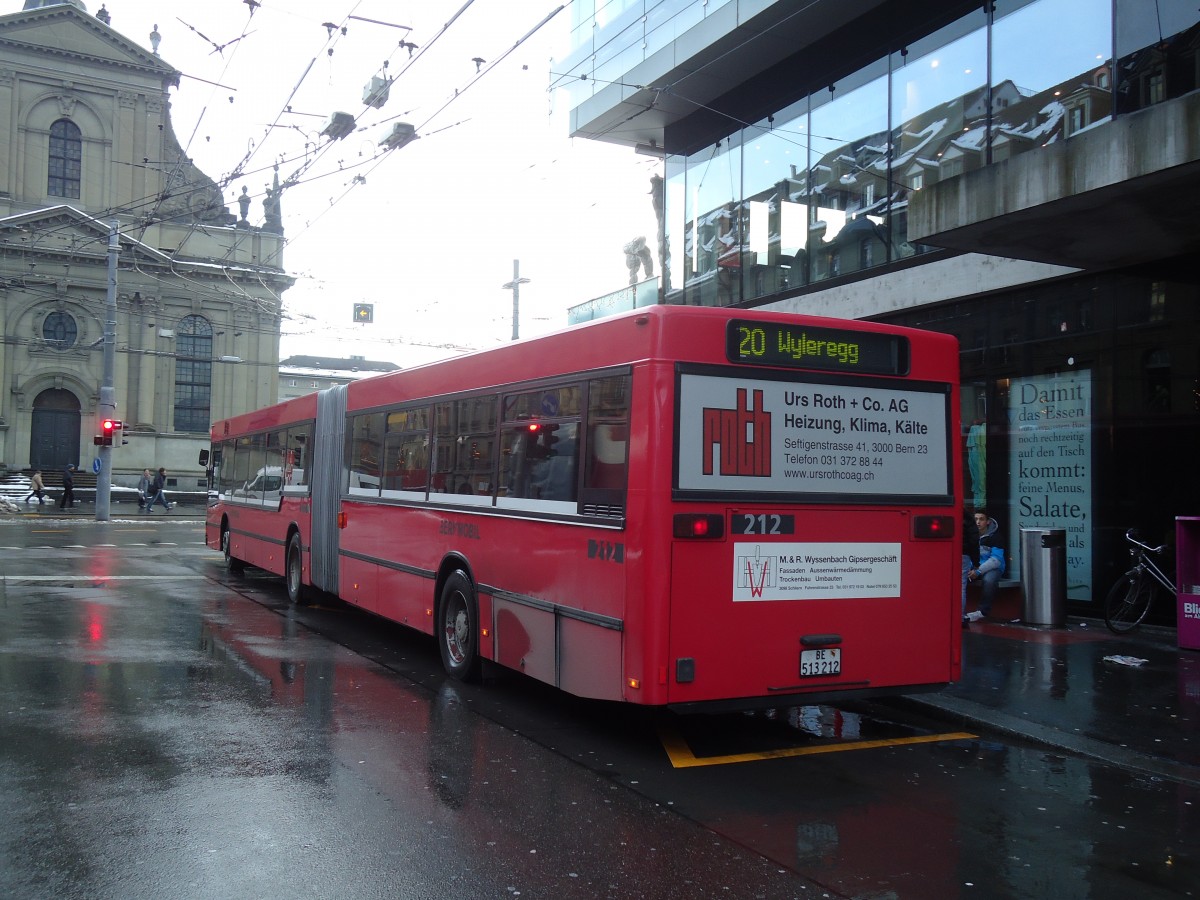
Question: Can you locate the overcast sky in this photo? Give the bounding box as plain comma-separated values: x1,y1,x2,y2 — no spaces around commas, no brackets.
82,0,659,366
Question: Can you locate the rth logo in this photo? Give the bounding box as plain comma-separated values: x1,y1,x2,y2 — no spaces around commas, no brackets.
702,387,771,476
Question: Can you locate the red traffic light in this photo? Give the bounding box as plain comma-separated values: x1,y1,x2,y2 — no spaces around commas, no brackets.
98,418,121,446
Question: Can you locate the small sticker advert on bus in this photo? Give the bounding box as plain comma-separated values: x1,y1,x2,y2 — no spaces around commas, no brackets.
733,542,901,601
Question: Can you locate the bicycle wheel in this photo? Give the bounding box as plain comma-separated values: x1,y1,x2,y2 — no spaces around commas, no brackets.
1104,569,1155,633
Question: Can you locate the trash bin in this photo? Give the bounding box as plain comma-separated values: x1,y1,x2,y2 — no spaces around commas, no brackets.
1020,528,1067,626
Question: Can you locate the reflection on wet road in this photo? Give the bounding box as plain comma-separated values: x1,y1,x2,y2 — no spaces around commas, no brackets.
1,524,1196,898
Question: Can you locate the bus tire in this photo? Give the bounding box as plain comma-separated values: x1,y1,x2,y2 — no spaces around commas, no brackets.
438,570,481,683
222,526,244,574
286,533,309,605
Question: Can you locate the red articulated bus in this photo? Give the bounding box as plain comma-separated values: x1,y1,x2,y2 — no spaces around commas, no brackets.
205,305,962,709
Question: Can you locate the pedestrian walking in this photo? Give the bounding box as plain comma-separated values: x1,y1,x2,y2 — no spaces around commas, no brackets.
59,464,76,509
25,470,47,505
137,468,152,511
146,467,173,512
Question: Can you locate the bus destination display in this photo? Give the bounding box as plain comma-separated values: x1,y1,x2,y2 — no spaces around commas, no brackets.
728,319,909,376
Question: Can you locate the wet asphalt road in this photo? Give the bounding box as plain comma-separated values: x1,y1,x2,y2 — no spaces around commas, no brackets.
1,518,1197,899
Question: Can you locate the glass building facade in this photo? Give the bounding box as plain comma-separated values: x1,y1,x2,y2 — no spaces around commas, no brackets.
561,0,1200,617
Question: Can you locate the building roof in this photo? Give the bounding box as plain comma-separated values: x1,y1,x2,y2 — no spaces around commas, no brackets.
280,355,400,376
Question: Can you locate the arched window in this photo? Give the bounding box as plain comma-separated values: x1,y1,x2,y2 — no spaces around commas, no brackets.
48,119,82,199
42,311,78,350
174,315,213,433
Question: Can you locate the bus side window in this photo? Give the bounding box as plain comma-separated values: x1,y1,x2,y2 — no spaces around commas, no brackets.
586,423,627,490
500,423,577,502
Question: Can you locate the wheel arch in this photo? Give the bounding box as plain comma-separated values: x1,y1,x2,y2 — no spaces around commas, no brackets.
435,552,475,607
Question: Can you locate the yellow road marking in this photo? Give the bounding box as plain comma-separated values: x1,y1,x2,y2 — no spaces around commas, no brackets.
659,725,977,768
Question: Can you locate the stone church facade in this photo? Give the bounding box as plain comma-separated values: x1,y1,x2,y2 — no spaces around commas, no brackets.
0,1,292,488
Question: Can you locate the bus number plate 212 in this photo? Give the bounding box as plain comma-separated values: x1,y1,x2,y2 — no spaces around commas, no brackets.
800,648,841,677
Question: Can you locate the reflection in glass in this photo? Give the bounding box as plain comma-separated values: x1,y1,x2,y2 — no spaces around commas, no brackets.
891,12,986,259
683,138,742,306
742,97,809,301
807,66,889,284
992,0,1112,158
1115,0,1200,113
664,155,686,304
655,0,1144,310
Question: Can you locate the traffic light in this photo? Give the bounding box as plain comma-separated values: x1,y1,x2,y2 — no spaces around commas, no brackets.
525,423,560,458
353,303,374,323
94,418,122,446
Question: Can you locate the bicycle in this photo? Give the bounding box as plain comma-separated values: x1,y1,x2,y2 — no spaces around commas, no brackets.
1104,529,1176,634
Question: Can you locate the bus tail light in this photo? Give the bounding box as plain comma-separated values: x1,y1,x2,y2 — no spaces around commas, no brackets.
337,511,347,529
913,515,954,539
673,513,724,539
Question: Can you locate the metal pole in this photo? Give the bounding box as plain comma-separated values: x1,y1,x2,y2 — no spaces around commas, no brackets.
510,259,519,341
96,220,118,521
501,259,530,342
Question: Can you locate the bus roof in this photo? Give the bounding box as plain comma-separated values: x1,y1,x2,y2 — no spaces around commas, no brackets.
211,306,958,437
346,305,958,411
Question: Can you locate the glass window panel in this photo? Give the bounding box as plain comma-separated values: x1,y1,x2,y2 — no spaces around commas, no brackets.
247,430,284,508
498,422,579,504
589,375,629,416
683,136,743,306
42,311,78,350
284,425,310,492
1115,0,1199,111
217,440,239,499
247,433,268,506
383,431,430,495
382,406,431,496
450,433,496,500
387,407,430,432
741,97,809,301
174,315,212,433
48,119,81,199
583,375,631,502
503,386,582,421
346,412,384,496
809,62,889,284
992,0,1113,158
431,396,498,502
229,434,261,504
663,154,686,304
890,10,987,259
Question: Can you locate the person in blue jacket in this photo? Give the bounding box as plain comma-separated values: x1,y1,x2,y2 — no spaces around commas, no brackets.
961,508,980,625
967,509,1006,618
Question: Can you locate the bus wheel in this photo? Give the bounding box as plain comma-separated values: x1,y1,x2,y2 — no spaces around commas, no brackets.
222,527,244,574
286,534,308,605
438,570,481,683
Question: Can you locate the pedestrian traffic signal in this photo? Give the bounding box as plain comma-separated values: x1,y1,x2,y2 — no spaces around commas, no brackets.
353,303,374,323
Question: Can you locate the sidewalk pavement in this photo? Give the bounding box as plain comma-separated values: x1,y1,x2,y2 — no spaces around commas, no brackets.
899,589,1200,787
1,497,206,518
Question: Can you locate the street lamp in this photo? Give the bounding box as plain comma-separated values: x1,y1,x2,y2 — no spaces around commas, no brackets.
501,260,530,341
